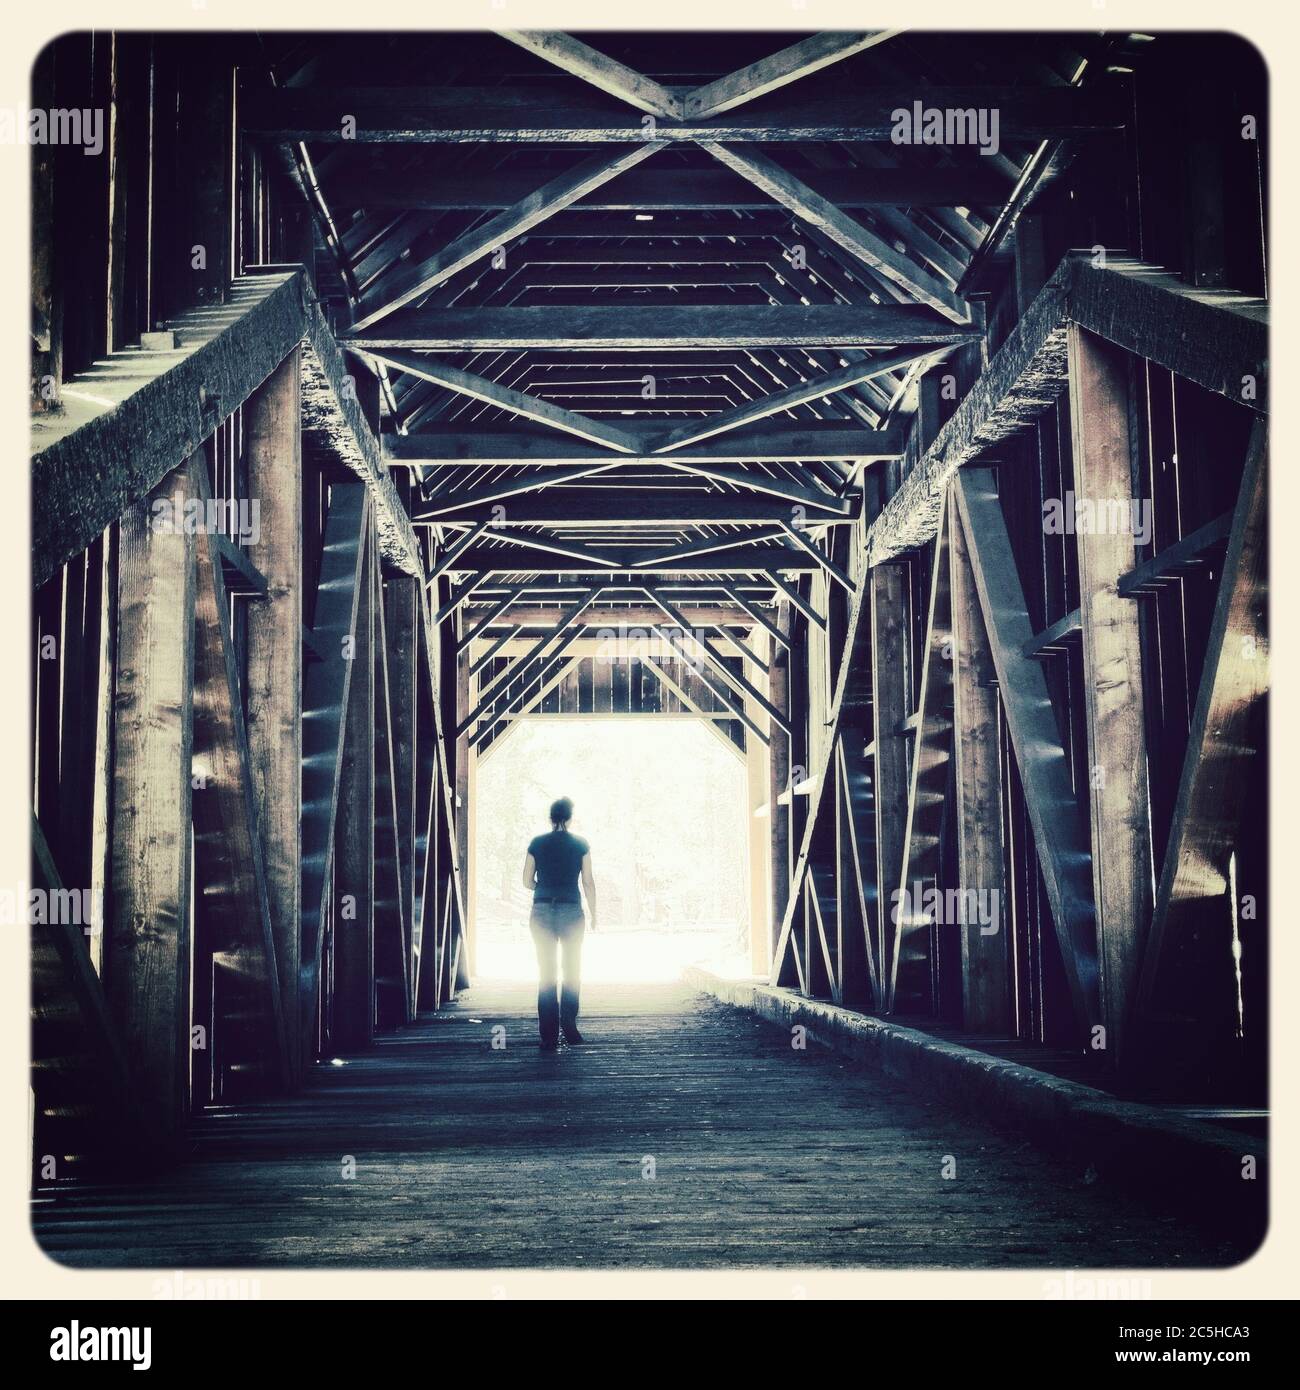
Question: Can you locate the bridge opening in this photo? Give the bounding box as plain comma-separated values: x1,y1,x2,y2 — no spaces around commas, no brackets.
473,712,757,983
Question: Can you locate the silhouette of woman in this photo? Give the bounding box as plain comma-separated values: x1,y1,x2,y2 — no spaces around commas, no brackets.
522,796,597,1051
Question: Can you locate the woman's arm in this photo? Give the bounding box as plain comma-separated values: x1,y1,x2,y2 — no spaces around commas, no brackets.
581,852,597,931
522,852,537,892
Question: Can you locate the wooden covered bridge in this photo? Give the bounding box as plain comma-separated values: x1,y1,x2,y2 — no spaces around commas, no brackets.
30,28,1267,1269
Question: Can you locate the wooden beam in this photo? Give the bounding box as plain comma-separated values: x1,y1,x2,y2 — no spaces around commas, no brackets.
434,546,819,575
299,486,370,1063
32,273,301,588
1118,512,1231,597
1022,607,1082,659
1068,324,1152,1063
780,522,855,592
655,461,856,515
365,350,641,454
428,518,491,582
348,305,980,353
299,284,422,577
243,348,304,1083
31,268,422,587
699,143,970,323
106,463,195,1141
418,489,856,527
385,574,420,1018
947,491,1010,1032
387,422,905,466
653,347,948,452
870,563,910,999
888,512,955,1013
640,651,770,748
499,31,682,118
1134,423,1268,1019
637,588,789,734
684,31,901,118
190,461,290,1095
333,525,376,1050
954,469,1101,1032
461,589,603,730
350,143,666,331
868,252,1268,566
247,85,1121,144
333,164,1011,212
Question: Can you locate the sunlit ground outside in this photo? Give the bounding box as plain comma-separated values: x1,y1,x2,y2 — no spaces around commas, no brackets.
473,717,754,982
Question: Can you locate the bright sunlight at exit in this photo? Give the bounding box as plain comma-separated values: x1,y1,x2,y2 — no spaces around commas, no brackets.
474,718,756,982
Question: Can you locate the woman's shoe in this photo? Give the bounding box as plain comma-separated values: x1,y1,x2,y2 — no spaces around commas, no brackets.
561,1027,585,1045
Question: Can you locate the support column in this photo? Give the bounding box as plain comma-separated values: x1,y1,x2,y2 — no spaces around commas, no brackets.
1068,324,1153,1065
767,602,791,968
333,526,376,1049
107,462,196,1143
745,632,772,976
455,643,474,990
244,348,303,1082
870,562,909,997
948,490,1011,1033
386,573,420,1017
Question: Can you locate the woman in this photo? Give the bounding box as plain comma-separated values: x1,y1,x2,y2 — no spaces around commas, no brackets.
522,797,597,1051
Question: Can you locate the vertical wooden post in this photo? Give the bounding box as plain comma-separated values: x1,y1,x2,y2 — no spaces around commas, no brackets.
386,574,420,1013
455,645,474,986
744,632,772,976
767,603,791,967
870,562,909,995
948,491,1011,1033
244,348,303,1081
1068,324,1153,1065
333,527,376,1049
107,462,196,1142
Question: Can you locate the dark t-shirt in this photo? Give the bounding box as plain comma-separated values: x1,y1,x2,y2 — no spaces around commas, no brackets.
527,829,589,903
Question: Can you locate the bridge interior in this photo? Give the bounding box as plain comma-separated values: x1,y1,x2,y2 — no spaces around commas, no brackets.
30,28,1268,1270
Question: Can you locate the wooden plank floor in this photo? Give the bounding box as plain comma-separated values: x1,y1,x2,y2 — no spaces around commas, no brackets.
33,981,1245,1268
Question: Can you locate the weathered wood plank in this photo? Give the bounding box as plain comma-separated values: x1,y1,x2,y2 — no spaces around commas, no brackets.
499,31,681,118
365,350,641,454
948,491,1010,1033
190,461,291,1095
1068,325,1152,1063
332,164,1010,212
1135,423,1267,1017
300,486,370,1062
245,85,1122,144
700,142,969,322
351,305,978,352
418,489,856,527
107,463,196,1142
868,253,1269,567
653,347,951,452
386,423,905,466
351,143,666,330
954,469,1101,1033
32,274,302,587
333,524,376,1050
870,563,910,1000
243,348,304,1083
